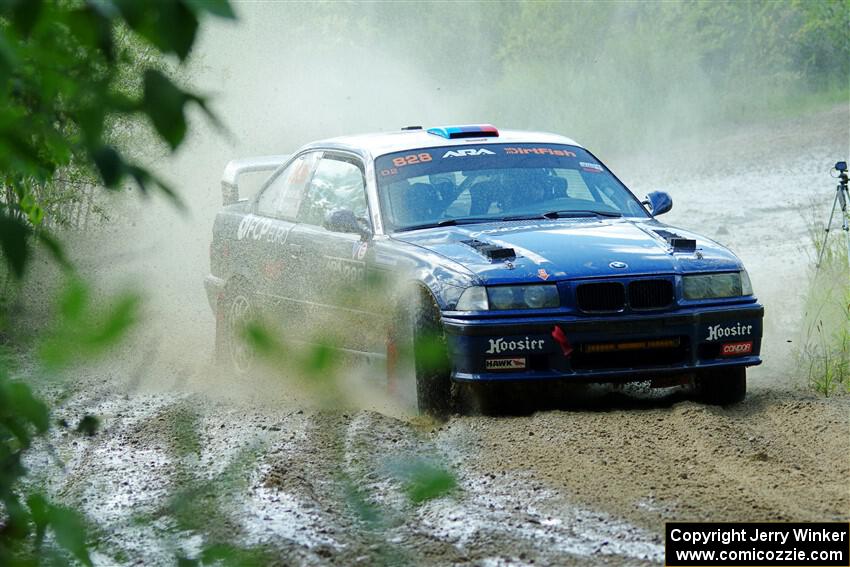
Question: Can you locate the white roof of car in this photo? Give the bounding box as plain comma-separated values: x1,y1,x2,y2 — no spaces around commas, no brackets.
302,127,583,159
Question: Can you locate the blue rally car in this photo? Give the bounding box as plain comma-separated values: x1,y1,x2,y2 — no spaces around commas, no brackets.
205,124,763,415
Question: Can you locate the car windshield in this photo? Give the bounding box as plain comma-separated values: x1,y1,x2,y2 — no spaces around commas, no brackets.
375,143,649,231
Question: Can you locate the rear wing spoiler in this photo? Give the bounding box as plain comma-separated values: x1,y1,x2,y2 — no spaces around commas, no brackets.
221,154,290,205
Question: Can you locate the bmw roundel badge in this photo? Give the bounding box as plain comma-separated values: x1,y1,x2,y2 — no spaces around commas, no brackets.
609,261,628,269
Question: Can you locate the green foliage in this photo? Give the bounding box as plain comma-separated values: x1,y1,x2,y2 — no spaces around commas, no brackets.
179,544,271,567
799,208,850,395
0,2,234,564
0,0,235,280
389,459,458,504
0,364,93,566
74,415,99,437
283,1,848,151
38,278,141,370
152,411,273,567
244,322,345,405
0,274,148,563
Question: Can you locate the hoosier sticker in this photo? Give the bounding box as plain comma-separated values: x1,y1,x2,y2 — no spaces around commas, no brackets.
485,357,526,371
485,337,544,354
705,322,753,341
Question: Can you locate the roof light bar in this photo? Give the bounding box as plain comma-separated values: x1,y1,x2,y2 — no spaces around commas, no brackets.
427,124,499,139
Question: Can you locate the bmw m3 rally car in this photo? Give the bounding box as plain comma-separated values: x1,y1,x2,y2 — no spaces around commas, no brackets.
205,124,763,415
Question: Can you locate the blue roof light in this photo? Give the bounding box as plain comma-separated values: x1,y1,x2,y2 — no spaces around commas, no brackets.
427,124,499,139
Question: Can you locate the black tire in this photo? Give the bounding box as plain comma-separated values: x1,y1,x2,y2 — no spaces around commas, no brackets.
695,366,746,405
413,292,456,418
215,282,257,374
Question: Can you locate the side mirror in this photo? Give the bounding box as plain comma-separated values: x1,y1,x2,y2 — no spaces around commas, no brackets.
644,191,673,216
324,209,372,240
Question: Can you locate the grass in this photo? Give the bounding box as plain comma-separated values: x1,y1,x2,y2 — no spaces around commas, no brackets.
798,207,850,396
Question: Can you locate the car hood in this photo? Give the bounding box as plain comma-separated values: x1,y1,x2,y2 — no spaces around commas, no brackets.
391,218,743,284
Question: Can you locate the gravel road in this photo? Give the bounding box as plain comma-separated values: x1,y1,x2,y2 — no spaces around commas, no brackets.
24,104,850,566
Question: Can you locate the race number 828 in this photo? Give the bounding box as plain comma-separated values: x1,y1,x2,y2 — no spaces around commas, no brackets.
392,153,432,167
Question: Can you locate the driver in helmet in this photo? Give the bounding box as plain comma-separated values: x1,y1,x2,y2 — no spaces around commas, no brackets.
503,168,551,212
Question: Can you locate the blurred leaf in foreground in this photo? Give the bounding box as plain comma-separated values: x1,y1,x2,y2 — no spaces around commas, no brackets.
388,458,458,504
39,278,141,370
75,414,100,437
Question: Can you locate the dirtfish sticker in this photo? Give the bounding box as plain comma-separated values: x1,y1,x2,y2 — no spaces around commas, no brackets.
705,322,753,341
504,147,576,157
485,337,544,354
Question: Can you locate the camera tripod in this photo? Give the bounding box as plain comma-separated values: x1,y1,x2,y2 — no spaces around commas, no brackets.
816,161,850,274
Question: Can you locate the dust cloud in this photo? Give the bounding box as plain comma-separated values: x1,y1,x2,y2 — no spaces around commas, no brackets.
47,3,848,404
17,5,849,564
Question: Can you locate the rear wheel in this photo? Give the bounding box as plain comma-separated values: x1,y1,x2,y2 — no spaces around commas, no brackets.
413,292,457,418
216,283,256,374
695,366,746,405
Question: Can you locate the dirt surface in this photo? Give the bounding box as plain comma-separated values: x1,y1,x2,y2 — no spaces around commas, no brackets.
22,104,850,566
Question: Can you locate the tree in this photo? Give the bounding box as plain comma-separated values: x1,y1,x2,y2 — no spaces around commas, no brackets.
0,0,233,279
0,1,234,563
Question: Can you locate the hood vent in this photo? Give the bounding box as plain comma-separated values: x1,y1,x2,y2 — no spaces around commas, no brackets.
461,239,516,261
653,230,696,253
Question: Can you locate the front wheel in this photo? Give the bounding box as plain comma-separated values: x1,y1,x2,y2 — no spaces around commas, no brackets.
413,293,457,418
694,366,746,405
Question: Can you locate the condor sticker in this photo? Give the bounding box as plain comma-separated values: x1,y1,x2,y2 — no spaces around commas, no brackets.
720,341,753,356
485,357,526,371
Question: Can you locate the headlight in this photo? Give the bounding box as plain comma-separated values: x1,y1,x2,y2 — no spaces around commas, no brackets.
683,271,752,299
740,269,753,295
487,285,559,310
455,284,560,311
456,286,489,311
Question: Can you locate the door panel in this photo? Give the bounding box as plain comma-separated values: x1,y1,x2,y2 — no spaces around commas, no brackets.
286,152,380,352
250,151,320,326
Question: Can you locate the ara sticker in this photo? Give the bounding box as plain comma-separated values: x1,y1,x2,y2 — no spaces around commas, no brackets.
442,148,496,158
580,162,603,173
537,268,550,281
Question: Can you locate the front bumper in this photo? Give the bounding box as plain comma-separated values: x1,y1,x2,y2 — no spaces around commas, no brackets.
442,304,763,382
